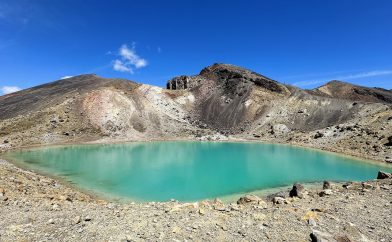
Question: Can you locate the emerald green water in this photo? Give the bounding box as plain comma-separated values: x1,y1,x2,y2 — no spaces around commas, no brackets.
4,142,391,202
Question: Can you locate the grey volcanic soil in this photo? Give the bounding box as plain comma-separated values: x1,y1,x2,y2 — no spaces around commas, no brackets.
0,159,391,242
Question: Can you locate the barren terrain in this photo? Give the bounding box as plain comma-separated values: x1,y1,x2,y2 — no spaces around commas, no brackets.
0,63,392,241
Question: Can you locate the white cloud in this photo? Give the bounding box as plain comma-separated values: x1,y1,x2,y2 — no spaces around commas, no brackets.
113,59,133,73
60,75,73,79
341,70,392,80
293,70,392,87
112,44,147,74
1,86,21,95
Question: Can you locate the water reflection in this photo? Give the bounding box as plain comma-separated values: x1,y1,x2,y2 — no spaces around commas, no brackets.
5,142,391,201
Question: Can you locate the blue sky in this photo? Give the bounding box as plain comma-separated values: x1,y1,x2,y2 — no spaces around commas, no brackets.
0,0,391,95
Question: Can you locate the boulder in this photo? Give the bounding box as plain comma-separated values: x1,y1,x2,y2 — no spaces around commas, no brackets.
319,189,333,197
377,171,392,179
237,194,262,205
212,198,226,211
384,136,392,146
310,230,334,242
323,181,332,189
272,124,290,134
314,132,324,139
273,197,286,204
289,183,306,198
361,182,373,189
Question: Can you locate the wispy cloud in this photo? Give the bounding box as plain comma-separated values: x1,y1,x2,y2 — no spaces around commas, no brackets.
112,44,147,74
293,70,392,87
60,75,73,80
340,70,392,80
113,59,132,73
1,86,21,95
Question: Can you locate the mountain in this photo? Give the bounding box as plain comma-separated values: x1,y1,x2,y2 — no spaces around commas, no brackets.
311,80,392,103
1,64,391,163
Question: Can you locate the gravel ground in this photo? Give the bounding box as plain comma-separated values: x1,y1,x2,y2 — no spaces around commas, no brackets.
0,159,391,242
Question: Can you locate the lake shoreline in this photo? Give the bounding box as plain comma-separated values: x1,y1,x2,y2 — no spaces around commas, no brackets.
3,141,391,203
2,136,392,166
1,157,391,241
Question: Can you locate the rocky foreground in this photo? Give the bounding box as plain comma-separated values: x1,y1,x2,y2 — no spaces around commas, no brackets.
0,159,391,242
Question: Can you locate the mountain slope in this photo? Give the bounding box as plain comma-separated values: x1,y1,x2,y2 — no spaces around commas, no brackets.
0,64,391,163
311,80,392,103
0,75,203,147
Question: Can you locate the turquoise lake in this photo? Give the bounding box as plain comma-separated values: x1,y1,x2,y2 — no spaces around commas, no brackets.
4,142,391,202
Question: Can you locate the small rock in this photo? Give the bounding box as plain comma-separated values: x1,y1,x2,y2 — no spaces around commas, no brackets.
58,195,72,202
319,189,333,197
212,198,226,211
237,194,263,205
48,219,55,224
229,203,240,211
198,207,206,215
253,213,266,221
310,230,334,242
73,216,81,224
289,183,306,198
323,181,332,189
106,203,116,209
342,182,354,189
52,204,60,211
377,171,392,179
311,208,326,213
273,197,286,204
314,132,324,139
171,226,181,234
308,218,317,227
84,216,91,221
362,182,373,189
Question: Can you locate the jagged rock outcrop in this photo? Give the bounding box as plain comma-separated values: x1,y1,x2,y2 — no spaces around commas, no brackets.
199,63,289,94
166,75,207,90
166,63,289,93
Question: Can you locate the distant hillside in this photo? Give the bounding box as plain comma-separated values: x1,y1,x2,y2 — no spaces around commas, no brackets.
0,74,138,120
311,80,392,104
